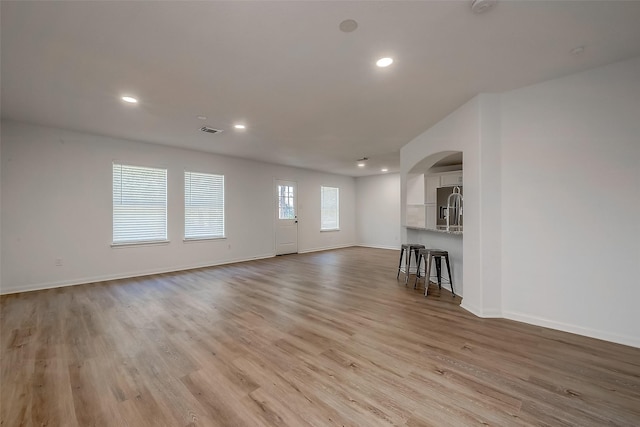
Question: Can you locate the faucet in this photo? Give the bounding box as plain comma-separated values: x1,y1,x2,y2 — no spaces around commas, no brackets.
446,186,463,230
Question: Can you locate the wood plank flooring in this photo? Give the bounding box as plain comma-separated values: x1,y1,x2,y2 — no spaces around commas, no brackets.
1,247,639,426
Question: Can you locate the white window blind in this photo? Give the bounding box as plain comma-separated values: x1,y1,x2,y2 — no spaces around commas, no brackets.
113,163,167,244
321,186,339,231
185,171,225,239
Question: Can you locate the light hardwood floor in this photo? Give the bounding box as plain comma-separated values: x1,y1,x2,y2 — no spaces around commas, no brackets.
1,247,639,426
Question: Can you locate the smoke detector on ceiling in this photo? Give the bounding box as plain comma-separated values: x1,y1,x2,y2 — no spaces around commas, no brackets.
471,0,497,14
200,126,223,134
339,19,358,33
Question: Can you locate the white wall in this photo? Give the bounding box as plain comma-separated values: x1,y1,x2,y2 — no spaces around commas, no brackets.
0,123,2,291
0,121,356,294
355,173,401,250
500,57,640,347
401,95,503,310
400,56,640,347
478,95,503,315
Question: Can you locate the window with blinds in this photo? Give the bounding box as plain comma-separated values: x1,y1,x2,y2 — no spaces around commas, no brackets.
321,186,339,231
113,163,168,244
184,171,225,240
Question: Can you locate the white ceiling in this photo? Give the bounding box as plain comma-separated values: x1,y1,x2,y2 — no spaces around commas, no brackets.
2,1,640,177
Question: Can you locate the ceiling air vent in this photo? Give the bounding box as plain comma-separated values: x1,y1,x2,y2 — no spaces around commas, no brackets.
200,126,223,134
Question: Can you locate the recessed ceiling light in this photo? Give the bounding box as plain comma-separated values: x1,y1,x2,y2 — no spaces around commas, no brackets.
121,96,138,104
197,115,207,120
358,163,366,168
234,124,246,130
381,168,388,172
376,57,393,68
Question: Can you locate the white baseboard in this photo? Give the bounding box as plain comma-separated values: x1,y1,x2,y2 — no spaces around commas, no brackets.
503,310,640,349
297,243,355,254
460,301,482,317
461,305,638,348
356,244,400,251
0,253,275,295
462,302,501,318
0,245,364,294
479,309,502,318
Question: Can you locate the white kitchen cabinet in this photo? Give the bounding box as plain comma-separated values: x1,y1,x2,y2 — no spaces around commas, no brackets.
425,175,440,204
407,173,425,204
405,169,463,230
440,171,463,187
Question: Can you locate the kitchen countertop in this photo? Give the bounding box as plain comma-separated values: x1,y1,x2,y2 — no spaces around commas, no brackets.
404,225,463,235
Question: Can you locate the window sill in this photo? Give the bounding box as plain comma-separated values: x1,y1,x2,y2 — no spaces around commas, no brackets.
183,236,226,243
111,240,170,248
320,228,340,232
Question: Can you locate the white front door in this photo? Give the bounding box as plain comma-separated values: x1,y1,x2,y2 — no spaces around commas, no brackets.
275,180,298,255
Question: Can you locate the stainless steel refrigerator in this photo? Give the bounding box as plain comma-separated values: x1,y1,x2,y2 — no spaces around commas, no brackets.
437,186,463,229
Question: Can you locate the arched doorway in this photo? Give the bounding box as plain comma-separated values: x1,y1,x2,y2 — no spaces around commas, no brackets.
405,151,463,297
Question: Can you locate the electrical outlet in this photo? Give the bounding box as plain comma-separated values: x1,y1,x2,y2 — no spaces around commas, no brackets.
55,258,63,266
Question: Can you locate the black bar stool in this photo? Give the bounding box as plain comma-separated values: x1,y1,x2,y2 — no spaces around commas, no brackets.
414,248,455,297
397,244,425,285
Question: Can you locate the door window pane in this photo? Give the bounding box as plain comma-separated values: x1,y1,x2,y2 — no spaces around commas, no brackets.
278,185,296,219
